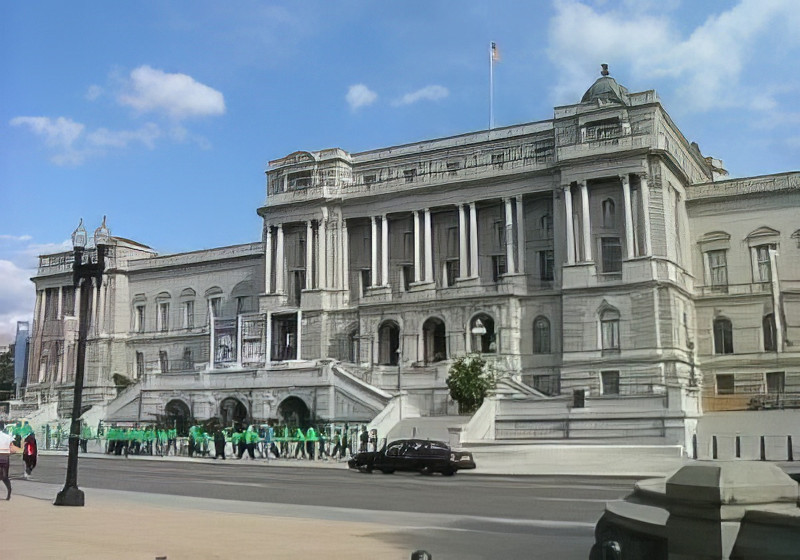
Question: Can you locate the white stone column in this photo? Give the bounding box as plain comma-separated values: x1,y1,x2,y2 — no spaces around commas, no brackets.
515,195,525,274
296,309,302,360
640,173,653,255
458,204,468,279
208,300,215,370
370,216,379,287
37,290,46,324
504,198,516,274
413,210,421,283
563,185,575,264
306,221,314,289
97,278,106,335
424,208,433,283
579,180,592,262
469,202,479,278
319,218,328,289
769,248,784,351
265,311,272,362
264,226,273,294
381,214,389,286
342,220,350,293
275,224,285,293
621,174,635,259
236,314,243,367
57,286,63,319
90,278,98,335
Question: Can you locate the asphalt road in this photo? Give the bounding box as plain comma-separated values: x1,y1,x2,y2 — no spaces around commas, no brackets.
23,455,640,559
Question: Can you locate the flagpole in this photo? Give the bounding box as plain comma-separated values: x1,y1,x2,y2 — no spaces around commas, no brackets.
489,42,494,130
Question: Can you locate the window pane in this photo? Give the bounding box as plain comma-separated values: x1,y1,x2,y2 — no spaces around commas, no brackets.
713,318,734,354
716,374,734,395
601,238,622,273
602,371,620,395
766,371,785,394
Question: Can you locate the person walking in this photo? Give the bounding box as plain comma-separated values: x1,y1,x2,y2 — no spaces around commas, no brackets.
305,426,317,461
80,422,92,453
331,430,342,460
264,424,275,461
0,421,21,500
359,425,369,453
213,428,226,460
341,423,349,459
22,431,38,479
239,425,258,460
293,427,306,459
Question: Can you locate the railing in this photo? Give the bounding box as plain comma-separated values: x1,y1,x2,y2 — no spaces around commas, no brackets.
696,282,773,297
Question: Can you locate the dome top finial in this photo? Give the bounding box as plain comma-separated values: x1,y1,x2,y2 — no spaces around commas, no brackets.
601,63,609,77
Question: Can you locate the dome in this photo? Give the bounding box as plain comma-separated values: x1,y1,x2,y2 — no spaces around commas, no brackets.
581,64,630,105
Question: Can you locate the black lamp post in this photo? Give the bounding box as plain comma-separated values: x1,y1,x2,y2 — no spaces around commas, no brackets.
54,218,109,507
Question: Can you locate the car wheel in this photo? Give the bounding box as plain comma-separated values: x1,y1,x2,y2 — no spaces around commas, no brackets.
442,468,455,476
420,466,433,476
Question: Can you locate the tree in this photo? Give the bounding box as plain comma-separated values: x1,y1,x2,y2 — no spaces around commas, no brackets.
0,348,14,391
446,355,495,414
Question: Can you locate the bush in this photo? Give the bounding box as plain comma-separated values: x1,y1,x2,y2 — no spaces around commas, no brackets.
446,355,496,414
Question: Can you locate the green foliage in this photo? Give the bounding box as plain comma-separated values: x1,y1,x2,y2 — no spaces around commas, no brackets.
446,355,496,414
0,349,14,390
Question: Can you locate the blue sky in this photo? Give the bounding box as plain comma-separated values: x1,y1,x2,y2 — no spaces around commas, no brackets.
2,0,799,344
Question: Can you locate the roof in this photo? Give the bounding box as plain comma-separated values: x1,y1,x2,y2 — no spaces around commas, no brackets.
581,65,630,105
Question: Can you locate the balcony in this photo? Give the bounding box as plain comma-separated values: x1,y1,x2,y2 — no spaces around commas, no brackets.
696,282,773,298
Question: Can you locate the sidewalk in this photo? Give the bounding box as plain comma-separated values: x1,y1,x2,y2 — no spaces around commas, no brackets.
1,480,409,560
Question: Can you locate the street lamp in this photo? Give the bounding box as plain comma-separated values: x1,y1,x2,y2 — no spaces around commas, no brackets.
54,218,109,507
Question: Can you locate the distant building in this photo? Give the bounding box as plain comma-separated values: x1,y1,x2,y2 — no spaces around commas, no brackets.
21,68,799,445
13,321,29,398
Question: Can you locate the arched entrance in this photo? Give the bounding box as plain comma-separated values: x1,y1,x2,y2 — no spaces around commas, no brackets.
378,320,400,365
219,397,248,429
470,313,496,353
422,317,447,363
164,399,191,436
277,396,310,428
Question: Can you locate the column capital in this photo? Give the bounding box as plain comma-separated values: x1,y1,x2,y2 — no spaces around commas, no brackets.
619,173,630,183
637,172,649,181
561,183,572,192
577,179,588,188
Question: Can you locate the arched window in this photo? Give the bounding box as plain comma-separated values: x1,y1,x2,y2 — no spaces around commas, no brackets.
602,198,616,228
713,317,734,355
533,316,551,354
600,307,620,352
422,317,447,363
377,320,400,365
763,314,777,352
470,314,496,353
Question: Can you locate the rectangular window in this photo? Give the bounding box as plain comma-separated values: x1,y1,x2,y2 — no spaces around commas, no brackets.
572,389,585,408
445,260,459,287
491,153,504,169
446,161,460,175
492,255,507,282
183,301,194,329
716,374,734,395
532,374,559,396
364,174,376,186
601,371,620,395
538,250,554,281
401,265,413,291
403,169,416,183
209,297,221,318
707,250,728,290
766,371,785,394
360,269,371,297
135,352,145,378
493,220,506,250
159,350,168,373
601,320,620,351
135,305,145,333
601,237,622,273
157,302,169,332
755,245,774,282
403,232,414,261
446,226,459,258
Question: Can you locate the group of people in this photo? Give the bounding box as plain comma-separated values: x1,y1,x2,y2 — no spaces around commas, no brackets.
104,426,177,457
0,420,39,501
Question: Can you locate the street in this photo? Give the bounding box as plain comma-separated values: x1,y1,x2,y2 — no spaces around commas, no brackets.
14,454,638,559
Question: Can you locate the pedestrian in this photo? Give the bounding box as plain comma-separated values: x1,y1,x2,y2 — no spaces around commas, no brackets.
341,423,349,459
167,428,177,456
239,425,257,460
331,430,342,460
293,427,306,459
359,425,369,453
80,422,92,453
305,426,317,461
22,431,38,479
369,429,378,452
318,429,329,460
231,429,242,458
213,428,226,460
0,421,21,500
264,423,274,461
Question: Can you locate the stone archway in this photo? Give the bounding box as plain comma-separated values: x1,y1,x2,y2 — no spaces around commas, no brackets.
377,320,400,365
422,317,447,363
165,399,191,436
276,396,310,428
219,397,248,430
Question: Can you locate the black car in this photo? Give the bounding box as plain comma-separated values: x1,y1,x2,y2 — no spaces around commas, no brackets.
348,438,476,476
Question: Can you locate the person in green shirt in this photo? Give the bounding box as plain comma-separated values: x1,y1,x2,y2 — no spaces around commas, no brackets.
167,428,177,456
305,426,317,461
239,425,258,460
293,427,306,459
231,429,242,458
80,423,92,453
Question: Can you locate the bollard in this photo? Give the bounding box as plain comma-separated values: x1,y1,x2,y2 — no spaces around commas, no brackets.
735,435,741,459
692,433,698,459
760,435,766,461
712,435,718,460
788,436,794,462
411,551,432,560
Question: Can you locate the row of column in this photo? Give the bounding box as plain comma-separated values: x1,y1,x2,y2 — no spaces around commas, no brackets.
563,173,651,265
264,197,527,294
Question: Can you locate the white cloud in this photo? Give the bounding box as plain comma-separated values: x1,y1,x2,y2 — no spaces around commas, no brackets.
118,65,226,119
87,123,161,149
0,235,33,242
392,85,449,107
10,116,84,150
85,84,104,101
0,260,35,346
346,84,378,111
547,0,800,111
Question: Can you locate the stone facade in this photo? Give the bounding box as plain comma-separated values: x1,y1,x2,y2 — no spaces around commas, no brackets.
21,71,800,442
